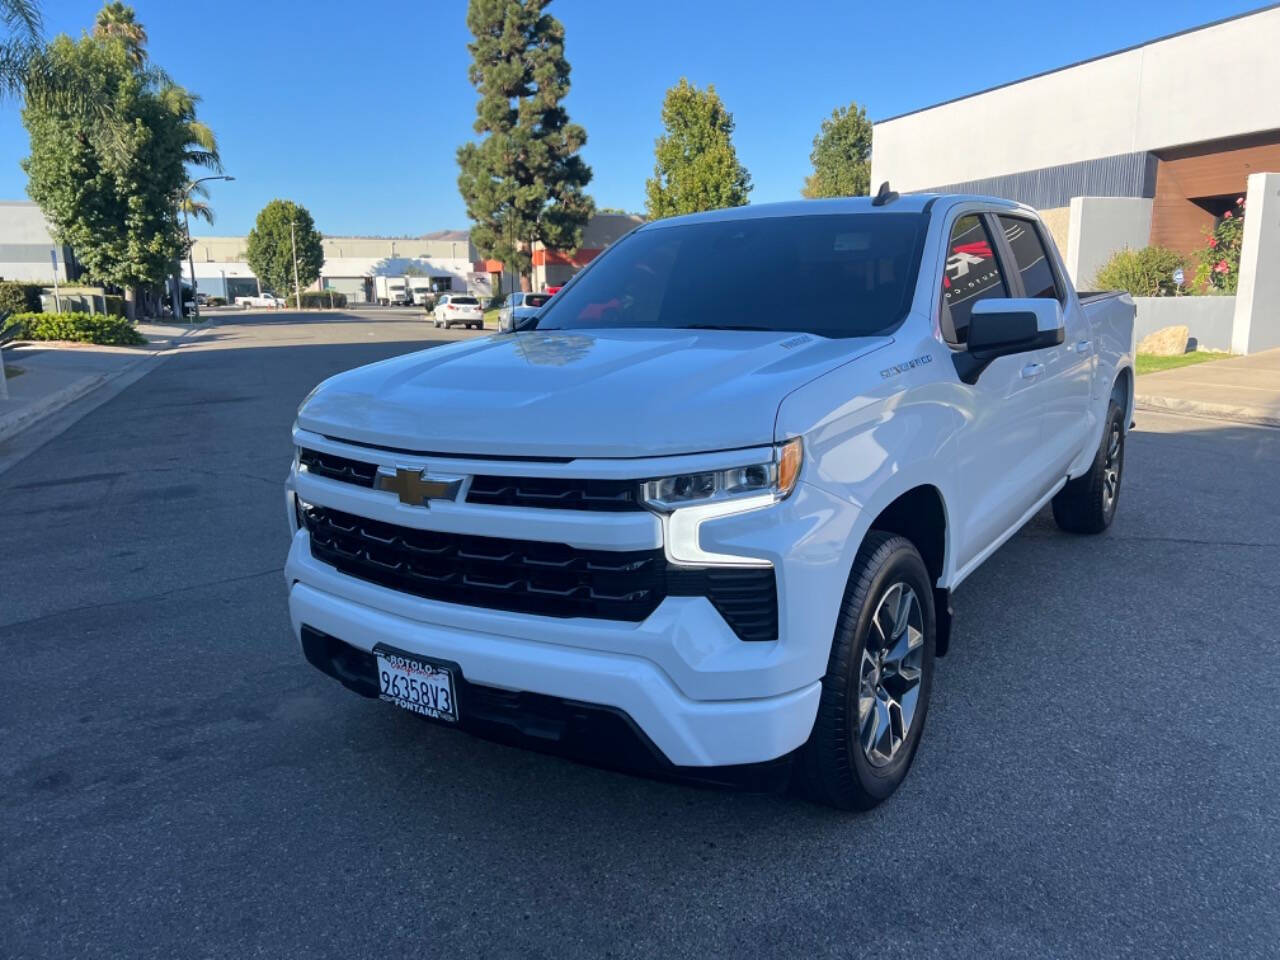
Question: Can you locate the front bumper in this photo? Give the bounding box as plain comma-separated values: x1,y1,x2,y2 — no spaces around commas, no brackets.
284,438,864,769
286,560,820,767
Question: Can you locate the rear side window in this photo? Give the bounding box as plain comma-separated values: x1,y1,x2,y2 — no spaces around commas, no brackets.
999,216,1060,300
941,215,1007,345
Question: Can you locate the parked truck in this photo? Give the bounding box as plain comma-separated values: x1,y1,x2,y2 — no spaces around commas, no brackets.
285,191,1136,809
373,275,410,307
407,277,435,306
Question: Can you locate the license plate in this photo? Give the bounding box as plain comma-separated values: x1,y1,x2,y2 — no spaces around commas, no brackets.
374,651,458,722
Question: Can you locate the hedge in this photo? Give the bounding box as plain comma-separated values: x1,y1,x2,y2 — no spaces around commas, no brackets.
0,281,44,316
286,290,349,308
10,311,146,346
1092,246,1186,297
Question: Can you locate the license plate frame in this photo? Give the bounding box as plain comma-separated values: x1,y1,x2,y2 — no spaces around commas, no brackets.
371,644,460,723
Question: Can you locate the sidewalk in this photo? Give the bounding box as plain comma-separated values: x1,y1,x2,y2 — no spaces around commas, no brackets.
1135,347,1280,427
0,319,210,443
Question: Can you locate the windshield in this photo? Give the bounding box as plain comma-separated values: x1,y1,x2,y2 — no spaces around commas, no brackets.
531,212,927,339
452,296,479,305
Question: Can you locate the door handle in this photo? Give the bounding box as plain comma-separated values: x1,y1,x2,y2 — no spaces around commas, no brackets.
1074,339,1092,354
1020,362,1044,379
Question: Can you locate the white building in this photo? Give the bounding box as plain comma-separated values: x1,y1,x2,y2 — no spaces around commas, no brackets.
870,6,1280,286
0,201,77,284
183,232,486,303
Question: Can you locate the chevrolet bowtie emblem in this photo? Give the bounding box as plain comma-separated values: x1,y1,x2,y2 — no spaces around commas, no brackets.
376,466,462,507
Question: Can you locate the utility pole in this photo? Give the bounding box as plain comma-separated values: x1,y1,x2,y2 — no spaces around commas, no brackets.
290,221,302,310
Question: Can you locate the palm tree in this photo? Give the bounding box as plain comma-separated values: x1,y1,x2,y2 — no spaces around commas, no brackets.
0,0,42,99
92,1,145,65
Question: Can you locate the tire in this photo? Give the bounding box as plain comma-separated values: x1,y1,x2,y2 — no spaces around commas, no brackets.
1051,396,1125,535
799,532,936,810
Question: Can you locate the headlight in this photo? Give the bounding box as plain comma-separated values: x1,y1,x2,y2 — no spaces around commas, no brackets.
644,439,803,567
642,438,803,512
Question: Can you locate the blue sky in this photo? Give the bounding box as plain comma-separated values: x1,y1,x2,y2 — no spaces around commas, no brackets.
0,0,1267,236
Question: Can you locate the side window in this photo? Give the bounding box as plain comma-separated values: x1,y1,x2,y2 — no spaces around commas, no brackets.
941,214,1008,345
998,216,1060,300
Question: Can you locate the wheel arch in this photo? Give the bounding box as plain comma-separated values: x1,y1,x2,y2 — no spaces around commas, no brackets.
861,483,954,656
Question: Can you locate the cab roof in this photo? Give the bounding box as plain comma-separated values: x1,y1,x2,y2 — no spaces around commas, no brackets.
638,193,1029,231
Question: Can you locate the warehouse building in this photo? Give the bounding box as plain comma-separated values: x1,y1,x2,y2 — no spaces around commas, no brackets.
184,232,484,303
870,5,1280,287
0,201,79,284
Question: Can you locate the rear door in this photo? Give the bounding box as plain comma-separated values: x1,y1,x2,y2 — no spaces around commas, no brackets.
940,211,1053,571
997,215,1093,477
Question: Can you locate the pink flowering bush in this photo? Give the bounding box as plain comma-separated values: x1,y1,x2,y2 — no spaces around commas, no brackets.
1194,197,1245,293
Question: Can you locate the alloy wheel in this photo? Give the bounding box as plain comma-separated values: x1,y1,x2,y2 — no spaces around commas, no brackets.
858,582,925,768
1103,422,1123,512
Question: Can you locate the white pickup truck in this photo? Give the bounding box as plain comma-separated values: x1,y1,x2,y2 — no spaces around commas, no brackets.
285,192,1135,809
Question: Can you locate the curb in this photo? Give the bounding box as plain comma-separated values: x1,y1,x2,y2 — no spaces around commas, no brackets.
0,370,113,442
0,320,217,444
1135,393,1280,428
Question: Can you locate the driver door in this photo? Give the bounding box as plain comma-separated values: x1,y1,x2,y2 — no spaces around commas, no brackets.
940,212,1053,574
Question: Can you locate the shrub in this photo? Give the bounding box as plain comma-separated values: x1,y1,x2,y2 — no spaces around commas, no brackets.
0,281,44,316
11,311,146,345
1092,246,1186,297
287,290,348,309
1193,196,1246,293
207,296,226,307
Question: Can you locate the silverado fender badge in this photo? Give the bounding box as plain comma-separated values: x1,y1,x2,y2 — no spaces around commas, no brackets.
376,466,463,507
880,354,933,379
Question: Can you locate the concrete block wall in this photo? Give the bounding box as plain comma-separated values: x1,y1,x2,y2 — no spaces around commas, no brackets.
1133,296,1236,352
1065,197,1154,287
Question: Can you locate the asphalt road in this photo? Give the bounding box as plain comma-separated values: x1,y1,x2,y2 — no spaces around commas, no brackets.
2,313,1278,958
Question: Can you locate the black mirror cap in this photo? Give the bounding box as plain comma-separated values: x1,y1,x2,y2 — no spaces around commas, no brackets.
953,310,1064,384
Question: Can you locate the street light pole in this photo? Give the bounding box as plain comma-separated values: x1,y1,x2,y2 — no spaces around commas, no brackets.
181,174,234,321
290,221,302,310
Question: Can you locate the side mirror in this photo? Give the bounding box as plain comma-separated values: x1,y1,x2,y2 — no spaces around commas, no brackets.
954,298,1064,385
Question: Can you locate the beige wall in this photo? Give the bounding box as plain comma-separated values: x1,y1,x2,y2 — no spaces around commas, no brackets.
871,7,1280,191
190,235,478,264
1038,206,1070,261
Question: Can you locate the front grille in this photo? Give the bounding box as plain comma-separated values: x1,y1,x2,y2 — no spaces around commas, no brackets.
301,504,779,640
299,448,377,487
466,475,642,511
302,504,664,621
298,447,643,512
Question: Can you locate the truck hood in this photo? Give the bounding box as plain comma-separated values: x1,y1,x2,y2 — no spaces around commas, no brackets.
298,328,891,459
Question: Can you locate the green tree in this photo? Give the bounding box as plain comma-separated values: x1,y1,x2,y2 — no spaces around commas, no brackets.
456,0,593,289
93,1,145,65
21,6,221,318
645,78,751,219
802,102,872,198
1,0,42,99
245,200,324,299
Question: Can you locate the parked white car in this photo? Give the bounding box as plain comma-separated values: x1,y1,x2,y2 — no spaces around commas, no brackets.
497,291,552,332
235,293,285,309
286,192,1136,809
432,294,484,330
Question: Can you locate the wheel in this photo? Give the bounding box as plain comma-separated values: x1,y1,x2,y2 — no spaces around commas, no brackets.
800,532,936,810
1051,396,1125,534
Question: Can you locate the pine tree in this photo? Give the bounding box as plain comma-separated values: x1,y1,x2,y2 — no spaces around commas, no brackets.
802,102,873,198
457,0,593,290
645,78,751,219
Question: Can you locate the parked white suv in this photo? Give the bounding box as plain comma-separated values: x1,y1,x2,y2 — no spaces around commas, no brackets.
285,193,1135,808
432,294,484,330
